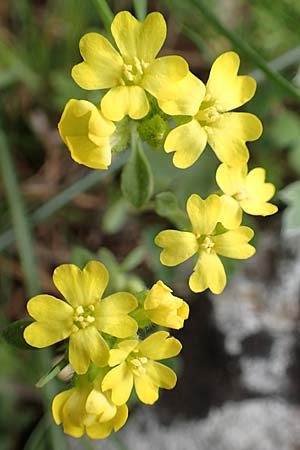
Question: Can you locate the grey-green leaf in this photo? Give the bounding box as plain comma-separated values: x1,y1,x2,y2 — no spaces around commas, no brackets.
121,138,153,208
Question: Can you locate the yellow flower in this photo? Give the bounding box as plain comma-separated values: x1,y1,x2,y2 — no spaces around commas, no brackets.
24,261,138,374
144,280,189,329
58,99,115,169
102,331,182,405
52,375,128,439
155,194,255,294
216,163,278,228
71,11,200,121
164,51,263,168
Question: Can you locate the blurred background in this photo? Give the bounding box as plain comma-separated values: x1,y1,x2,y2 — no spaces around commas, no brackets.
0,0,300,449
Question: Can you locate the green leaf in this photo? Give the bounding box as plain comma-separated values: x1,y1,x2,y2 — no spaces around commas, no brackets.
70,246,95,269
121,136,154,208
120,246,145,272
102,197,130,235
36,359,68,388
155,192,189,229
1,319,34,350
279,181,300,237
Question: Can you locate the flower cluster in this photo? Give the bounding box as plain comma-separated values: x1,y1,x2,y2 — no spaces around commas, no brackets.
24,261,188,438
24,8,278,442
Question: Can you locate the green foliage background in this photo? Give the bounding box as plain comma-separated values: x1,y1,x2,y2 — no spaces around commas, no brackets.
0,0,299,449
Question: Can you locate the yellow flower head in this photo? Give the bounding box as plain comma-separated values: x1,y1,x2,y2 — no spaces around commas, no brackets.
58,99,115,169
155,194,256,294
144,280,189,329
52,375,128,439
102,331,182,405
216,163,278,228
164,51,263,168
71,11,200,121
24,261,138,374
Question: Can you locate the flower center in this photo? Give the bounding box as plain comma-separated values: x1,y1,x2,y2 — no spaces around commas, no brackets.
128,355,148,376
200,236,215,254
72,304,95,332
195,94,225,133
121,57,149,85
234,189,248,201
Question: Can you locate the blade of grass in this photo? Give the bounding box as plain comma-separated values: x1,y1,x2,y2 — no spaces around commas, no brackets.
0,129,68,450
0,155,126,252
92,0,114,32
133,0,147,21
0,130,39,296
184,0,300,100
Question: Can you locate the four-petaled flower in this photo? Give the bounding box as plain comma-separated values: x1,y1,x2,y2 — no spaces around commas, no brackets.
58,99,116,169
155,194,256,294
164,51,263,168
144,280,189,329
102,331,182,405
216,163,278,228
24,261,138,374
52,374,128,439
72,11,201,121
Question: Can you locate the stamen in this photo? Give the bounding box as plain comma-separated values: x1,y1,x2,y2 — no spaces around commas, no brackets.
140,357,148,364
76,306,84,315
86,315,95,323
88,304,95,312
133,56,143,74
201,236,215,254
72,324,79,333
131,358,142,367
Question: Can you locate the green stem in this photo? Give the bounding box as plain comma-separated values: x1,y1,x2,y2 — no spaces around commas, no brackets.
189,0,300,100
0,130,68,450
0,156,126,252
133,0,147,21
92,0,113,32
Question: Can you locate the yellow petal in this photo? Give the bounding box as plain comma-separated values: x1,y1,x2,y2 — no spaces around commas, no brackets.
86,422,112,439
246,168,276,202
216,163,247,195
111,11,166,62
213,227,256,259
109,340,139,366
189,252,226,294
53,261,109,307
206,51,257,111
24,295,73,347
52,390,73,425
164,119,207,169
69,327,109,374
139,331,182,360
142,56,188,99
58,99,114,170
94,292,138,338
187,194,221,237
101,85,149,121
113,404,128,431
157,72,205,116
86,389,116,421
144,280,172,309
146,360,177,389
71,33,123,89
208,112,263,167
241,199,278,216
61,386,88,437
134,372,159,404
219,195,243,229
155,230,198,266
102,362,133,406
